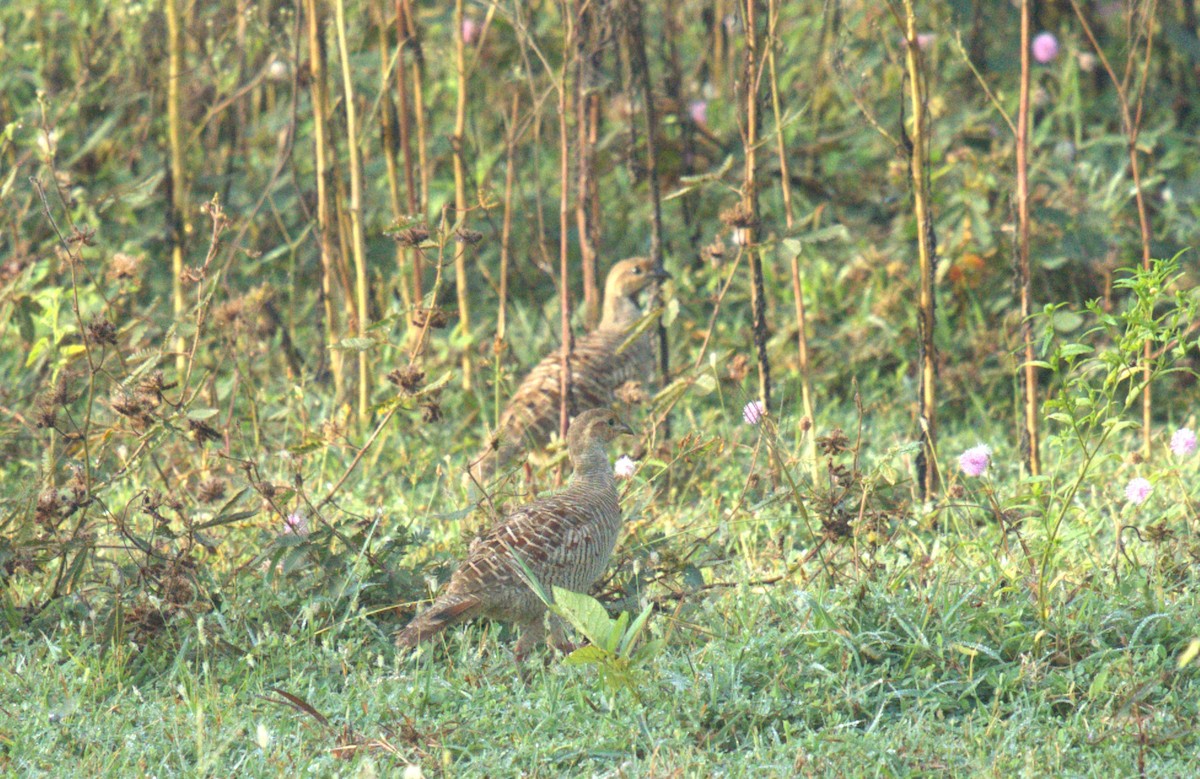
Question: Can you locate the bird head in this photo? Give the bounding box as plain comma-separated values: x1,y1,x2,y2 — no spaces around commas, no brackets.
606,256,670,299
568,408,634,451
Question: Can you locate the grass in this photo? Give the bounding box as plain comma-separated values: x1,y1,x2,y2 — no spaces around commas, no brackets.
4,398,1198,777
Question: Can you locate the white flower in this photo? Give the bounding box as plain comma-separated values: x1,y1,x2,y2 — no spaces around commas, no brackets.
614,455,637,479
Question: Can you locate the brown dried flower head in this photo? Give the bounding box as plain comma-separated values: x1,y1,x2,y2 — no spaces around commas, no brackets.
108,252,143,282
615,380,648,405
187,418,221,444
197,477,228,504
111,391,153,425
387,366,426,393
817,428,851,456
719,201,758,230
726,354,750,383
412,307,450,329
454,228,483,245
392,225,431,247
421,400,442,423
36,490,62,527
86,316,118,346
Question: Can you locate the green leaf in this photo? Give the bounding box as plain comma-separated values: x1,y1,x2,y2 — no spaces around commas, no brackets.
332,337,377,352
550,586,614,647
562,644,611,667
187,408,220,421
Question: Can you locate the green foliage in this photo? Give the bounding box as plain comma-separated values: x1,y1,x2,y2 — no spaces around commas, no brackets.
551,586,664,699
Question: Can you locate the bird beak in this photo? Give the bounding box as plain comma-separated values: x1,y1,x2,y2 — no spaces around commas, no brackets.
650,266,671,281
616,418,635,436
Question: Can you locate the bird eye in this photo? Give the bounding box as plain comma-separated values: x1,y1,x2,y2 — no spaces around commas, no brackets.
607,418,615,426
631,267,642,274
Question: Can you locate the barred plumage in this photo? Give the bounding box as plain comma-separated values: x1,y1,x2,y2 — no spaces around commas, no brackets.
472,257,665,483
397,409,633,659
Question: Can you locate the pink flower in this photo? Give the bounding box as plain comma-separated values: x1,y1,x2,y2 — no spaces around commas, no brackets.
899,33,935,51
614,455,637,479
1032,32,1059,64
462,18,479,45
1125,477,1152,505
1171,427,1196,457
688,100,708,126
283,511,309,536
742,400,765,426
958,444,991,477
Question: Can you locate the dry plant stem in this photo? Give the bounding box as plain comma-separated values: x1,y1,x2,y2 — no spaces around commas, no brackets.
1016,0,1041,476
165,0,187,376
408,215,450,362
304,0,345,402
766,0,816,473
394,0,422,302
376,0,411,315
402,0,431,235
496,91,520,429
557,2,576,451
452,0,474,391
31,177,96,504
1069,0,1157,460
625,0,672,438
741,0,772,425
894,0,939,497
575,0,599,327
333,0,371,423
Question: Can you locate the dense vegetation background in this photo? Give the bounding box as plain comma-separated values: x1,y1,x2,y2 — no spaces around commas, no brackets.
3,0,1200,774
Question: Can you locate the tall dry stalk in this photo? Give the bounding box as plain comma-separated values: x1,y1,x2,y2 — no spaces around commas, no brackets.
495,91,521,428
740,0,772,416
557,1,577,445
376,0,411,314
304,0,345,402
894,0,939,496
766,0,816,471
165,0,187,375
394,0,423,303
402,0,431,239
452,0,474,390
1016,0,1041,475
623,0,671,436
1069,0,1158,460
333,0,371,423
575,0,600,327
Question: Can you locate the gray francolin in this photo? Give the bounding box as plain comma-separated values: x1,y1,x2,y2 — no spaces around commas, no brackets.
471,257,666,483
397,409,633,659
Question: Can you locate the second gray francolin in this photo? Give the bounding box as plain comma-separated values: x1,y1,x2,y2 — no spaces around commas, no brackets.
397,408,634,660
470,257,666,483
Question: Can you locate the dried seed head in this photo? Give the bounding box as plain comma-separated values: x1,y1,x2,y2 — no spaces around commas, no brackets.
86,317,118,346
387,366,425,393
187,418,221,444
137,370,166,403
108,252,143,282
454,228,483,245
726,354,750,383
197,477,227,504
111,390,152,424
615,380,648,405
411,307,450,329
391,225,431,247
421,401,442,423
719,201,758,230
35,490,62,526
701,239,726,266
817,428,851,456
34,402,57,430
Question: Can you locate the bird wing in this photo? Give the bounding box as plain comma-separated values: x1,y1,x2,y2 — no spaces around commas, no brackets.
449,490,613,597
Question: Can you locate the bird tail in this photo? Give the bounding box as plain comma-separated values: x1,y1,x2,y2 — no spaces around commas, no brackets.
395,593,481,648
